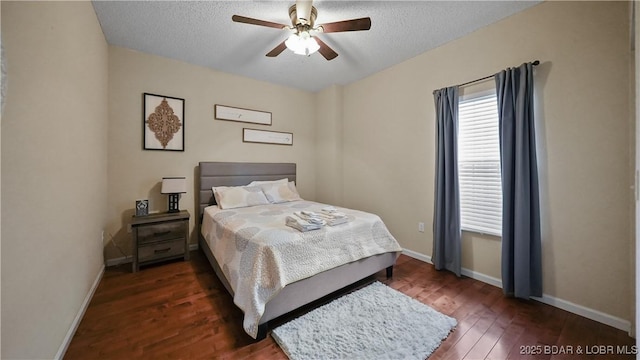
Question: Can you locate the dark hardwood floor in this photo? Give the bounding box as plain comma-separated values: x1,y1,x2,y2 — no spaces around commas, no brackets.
65,250,636,359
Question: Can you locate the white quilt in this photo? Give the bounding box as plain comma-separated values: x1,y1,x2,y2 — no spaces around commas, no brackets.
201,200,402,338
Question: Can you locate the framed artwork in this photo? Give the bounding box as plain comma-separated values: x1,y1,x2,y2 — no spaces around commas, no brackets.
135,199,149,216
215,104,272,125
243,128,293,145
143,93,185,151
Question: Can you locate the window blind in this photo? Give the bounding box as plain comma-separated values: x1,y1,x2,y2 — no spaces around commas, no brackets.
458,93,502,236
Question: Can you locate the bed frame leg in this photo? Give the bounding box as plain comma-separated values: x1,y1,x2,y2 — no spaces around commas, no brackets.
386,266,393,279
255,323,269,341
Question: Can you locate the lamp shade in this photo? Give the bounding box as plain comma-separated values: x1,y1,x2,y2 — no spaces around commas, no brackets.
161,177,187,194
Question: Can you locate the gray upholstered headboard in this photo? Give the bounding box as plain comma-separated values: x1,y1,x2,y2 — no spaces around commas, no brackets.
197,161,297,222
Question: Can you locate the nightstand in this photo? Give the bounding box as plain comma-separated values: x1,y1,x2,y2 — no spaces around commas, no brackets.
131,210,190,272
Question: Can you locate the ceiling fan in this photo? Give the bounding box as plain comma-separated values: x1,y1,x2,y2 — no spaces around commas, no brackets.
232,0,371,60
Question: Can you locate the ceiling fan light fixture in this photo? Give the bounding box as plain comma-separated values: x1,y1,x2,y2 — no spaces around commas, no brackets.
285,32,320,56
232,1,371,61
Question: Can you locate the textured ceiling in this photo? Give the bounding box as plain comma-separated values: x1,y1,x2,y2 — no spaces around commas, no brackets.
92,1,541,92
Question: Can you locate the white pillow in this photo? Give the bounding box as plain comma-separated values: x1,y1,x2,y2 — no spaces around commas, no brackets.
212,185,269,209
261,181,302,203
248,178,288,186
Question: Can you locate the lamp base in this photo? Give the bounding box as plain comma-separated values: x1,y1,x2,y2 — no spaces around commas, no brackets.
167,193,180,213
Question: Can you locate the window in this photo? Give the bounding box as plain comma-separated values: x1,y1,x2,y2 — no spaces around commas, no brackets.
457,92,502,236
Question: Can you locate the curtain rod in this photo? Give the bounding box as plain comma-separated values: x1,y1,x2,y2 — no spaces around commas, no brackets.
457,60,540,88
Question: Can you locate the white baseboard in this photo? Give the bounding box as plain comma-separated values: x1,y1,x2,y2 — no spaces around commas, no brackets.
460,268,503,288
105,255,133,267
402,248,432,264
55,264,105,360
532,294,631,333
105,243,199,267
401,248,631,334
402,248,502,288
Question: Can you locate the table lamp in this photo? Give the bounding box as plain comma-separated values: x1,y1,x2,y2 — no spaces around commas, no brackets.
161,177,186,213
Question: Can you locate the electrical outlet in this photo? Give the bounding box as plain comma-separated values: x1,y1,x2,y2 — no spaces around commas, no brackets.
101,230,104,244
127,224,132,233
418,222,425,233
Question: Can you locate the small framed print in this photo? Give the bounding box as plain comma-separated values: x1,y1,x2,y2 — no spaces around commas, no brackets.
135,199,149,217
243,128,293,145
143,93,185,151
215,104,272,125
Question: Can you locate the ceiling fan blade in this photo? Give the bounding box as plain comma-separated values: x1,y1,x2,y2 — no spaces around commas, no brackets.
295,0,313,25
318,17,371,33
314,37,338,61
232,15,288,30
266,41,287,57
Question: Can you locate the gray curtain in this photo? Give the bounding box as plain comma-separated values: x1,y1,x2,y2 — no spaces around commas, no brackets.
432,86,461,277
495,63,542,298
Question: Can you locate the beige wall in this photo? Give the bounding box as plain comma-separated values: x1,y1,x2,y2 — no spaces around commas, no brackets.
339,1,633,322
315,85,344,205
105,47,317,260
1,2,108,358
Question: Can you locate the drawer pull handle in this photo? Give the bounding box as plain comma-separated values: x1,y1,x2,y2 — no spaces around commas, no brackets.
154,247,171,254
154,231,171,237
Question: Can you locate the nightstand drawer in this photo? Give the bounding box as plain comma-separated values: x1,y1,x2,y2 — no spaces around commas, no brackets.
137,221,185,245
131,210,190,272
138,239,185,263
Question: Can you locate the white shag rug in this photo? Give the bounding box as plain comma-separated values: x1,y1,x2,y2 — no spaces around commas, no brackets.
271,281,457,360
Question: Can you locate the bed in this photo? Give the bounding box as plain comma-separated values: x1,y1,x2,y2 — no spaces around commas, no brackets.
197,161,402,340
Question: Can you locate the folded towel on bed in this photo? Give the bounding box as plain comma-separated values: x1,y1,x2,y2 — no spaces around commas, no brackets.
321,206,339,213
323,216,349,226
321,207,347,218
319,207,349,226
294,211,326,225
286,215,323,232
289,210,347,229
